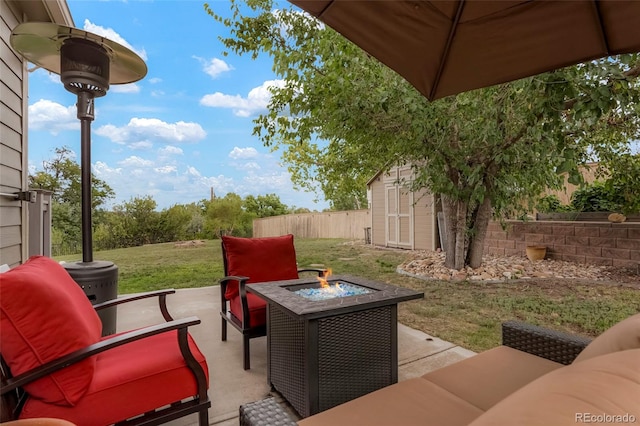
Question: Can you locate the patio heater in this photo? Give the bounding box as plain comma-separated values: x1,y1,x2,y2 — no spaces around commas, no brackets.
10,23,147,335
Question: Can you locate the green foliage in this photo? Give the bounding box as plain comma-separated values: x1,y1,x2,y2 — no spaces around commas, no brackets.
571,182,616,212
599,153,640,214
535,195,573,213
30,146,115,250
203,193,254,237
571,167,640,214
243,193,289,217
29,146,114,207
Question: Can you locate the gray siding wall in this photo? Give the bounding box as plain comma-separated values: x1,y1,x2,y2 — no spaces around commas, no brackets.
0,4,26,267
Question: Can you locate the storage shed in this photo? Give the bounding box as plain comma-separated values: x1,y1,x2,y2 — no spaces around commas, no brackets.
367,165,440,250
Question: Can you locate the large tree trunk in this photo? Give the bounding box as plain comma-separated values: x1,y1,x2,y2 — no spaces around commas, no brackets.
466,196,493,268
454,199,467,270
441,195,458,269
441,194,468,270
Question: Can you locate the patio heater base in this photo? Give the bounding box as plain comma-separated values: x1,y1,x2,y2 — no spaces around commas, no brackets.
64,261,118,336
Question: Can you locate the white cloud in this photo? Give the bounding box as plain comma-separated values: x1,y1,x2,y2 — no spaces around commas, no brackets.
229,147,259,159
200,79,285,117
83,19,148,61
155,165,177,174
187,166,202,177
244,162,261,170
28,99,78,134
129,141,153,150
96,118,206,146
148,77,162,84
119,156,154,167
110,83,141,94
243,170,291,190
93,161,121,177
193,56,234,79
159,146,184,156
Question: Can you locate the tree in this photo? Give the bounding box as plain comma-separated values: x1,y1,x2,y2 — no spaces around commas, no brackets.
203,193,253,237
117,196,160,246
207,0,640,269
598,153,640,215
243,193,289,217
29,146,115,249
29,146,114,207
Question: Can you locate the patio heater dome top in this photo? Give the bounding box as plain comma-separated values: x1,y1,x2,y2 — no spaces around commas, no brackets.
10,22,147,94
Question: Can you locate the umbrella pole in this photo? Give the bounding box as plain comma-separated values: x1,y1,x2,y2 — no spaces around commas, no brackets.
77,91,94,263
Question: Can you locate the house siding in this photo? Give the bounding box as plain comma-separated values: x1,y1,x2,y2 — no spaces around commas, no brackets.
0,3,26,267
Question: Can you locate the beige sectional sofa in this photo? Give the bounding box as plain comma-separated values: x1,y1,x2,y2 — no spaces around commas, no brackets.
299,314,640,426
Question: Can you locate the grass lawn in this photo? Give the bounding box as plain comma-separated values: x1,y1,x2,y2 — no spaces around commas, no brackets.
57,238,639,352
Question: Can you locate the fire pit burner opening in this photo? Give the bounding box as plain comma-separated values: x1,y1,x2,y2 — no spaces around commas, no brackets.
290,281,374,301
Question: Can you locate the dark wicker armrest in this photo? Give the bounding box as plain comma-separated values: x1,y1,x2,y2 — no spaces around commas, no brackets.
93,289,176,321
502,321,592,365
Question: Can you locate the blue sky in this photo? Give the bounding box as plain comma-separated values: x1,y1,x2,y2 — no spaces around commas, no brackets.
26,0,330,211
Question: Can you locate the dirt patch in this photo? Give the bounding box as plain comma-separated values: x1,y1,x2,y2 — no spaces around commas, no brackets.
174,240,206,248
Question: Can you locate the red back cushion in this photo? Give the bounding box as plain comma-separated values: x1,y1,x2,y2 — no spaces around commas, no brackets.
222,234,300,299
0,256,102,406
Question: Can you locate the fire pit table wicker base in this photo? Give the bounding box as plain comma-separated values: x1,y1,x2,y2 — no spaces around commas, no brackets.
246,275,423,418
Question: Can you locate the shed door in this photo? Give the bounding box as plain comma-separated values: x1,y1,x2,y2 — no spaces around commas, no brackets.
385,185,412,248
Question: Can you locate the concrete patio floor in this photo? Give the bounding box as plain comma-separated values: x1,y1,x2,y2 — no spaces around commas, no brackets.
116,286,475,426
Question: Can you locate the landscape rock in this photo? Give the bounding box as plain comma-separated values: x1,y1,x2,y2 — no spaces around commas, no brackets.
398,250,639,285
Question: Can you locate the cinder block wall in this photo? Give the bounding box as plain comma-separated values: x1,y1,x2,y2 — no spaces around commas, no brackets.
484,220,640,269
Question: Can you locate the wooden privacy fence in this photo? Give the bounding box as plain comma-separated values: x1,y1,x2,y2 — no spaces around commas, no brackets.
253,210,370,240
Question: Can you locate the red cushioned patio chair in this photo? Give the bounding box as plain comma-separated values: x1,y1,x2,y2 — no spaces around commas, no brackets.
0,256,210,425
220,234,325,370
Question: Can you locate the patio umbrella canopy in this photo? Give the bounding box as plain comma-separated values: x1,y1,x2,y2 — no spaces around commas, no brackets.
289,0,640,100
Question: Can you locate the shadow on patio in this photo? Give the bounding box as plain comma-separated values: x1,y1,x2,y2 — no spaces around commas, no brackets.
116,286,475,425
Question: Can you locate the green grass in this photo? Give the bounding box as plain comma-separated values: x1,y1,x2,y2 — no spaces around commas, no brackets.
57,239,640,352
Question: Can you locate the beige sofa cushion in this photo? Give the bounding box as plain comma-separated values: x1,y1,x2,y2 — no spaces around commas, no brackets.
297,376,483,426
421,345,562,411
574,313,640,363
469,349,640,426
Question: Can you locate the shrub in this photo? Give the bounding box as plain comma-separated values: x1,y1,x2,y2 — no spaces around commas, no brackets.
535,195,573,213
570,181,624,213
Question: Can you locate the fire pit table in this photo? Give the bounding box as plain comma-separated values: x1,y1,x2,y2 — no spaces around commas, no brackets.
246,274,423,418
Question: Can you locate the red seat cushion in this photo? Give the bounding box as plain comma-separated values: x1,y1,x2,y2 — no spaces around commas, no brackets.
222,234,300,300
19,330,209,425
0,256,102,406
229,292,268,327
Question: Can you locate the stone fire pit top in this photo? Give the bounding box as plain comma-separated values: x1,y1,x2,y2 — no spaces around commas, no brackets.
247,274,423,319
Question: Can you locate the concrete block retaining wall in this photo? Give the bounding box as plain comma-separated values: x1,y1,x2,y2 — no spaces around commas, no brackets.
484,220,640,269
